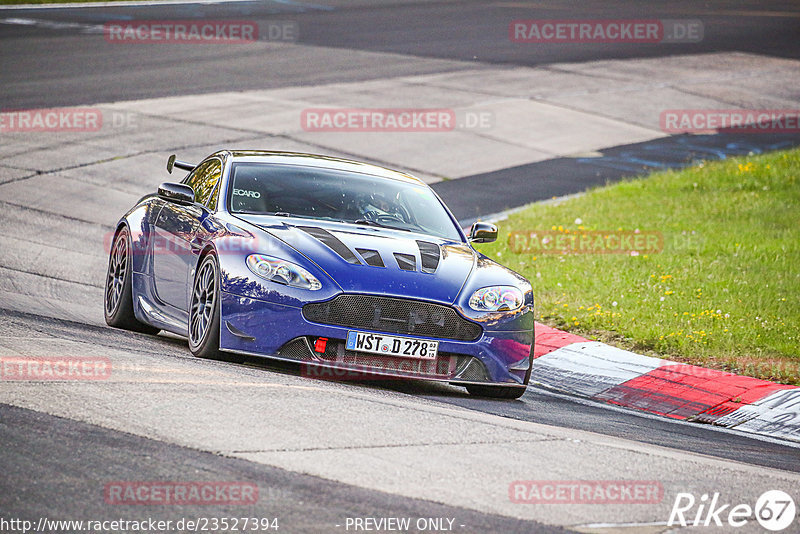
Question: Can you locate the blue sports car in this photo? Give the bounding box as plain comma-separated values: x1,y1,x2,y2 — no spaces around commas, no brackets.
104,151,534,398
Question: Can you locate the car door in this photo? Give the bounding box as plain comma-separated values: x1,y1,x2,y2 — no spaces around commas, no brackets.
152,157,223,311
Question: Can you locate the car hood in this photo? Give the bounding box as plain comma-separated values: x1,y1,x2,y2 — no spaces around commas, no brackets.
240,217,476,305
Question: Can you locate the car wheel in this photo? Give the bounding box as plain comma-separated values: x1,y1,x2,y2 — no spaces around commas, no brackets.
465,384,527,400
104,227,160,335
188,253,244,363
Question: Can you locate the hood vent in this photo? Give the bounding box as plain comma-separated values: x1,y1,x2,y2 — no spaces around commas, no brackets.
416,240,441,273
394,253,417,271
297,226,361,265
356,248,385,268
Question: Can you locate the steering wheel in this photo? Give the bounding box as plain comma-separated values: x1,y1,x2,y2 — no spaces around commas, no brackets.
364,210,406,225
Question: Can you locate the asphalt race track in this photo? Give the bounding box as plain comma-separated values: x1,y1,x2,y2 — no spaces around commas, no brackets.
1,1,800,532
3,0,800,109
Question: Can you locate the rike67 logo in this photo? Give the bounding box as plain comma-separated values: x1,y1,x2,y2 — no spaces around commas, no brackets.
668,490,796,531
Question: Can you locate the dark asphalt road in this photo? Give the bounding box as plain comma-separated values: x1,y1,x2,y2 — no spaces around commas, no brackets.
4,308,799,474
435,132,800,221
1,0,799,108
0,308,797,527
0,401,568,533
2,0,799,528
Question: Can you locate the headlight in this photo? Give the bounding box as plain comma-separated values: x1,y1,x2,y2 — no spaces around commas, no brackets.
246,254,322,291
469,286,524,312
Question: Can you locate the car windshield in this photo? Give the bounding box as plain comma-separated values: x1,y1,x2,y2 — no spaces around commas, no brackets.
228,163,462,241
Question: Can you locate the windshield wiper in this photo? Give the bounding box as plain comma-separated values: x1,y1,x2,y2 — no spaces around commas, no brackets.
352,219,411,232
235,210,292,217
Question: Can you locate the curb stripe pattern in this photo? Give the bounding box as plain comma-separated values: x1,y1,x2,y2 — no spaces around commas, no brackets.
531,322,800,443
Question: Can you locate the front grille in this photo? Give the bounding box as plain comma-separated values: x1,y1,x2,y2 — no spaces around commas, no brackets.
302,294,482,341
276,337,488,380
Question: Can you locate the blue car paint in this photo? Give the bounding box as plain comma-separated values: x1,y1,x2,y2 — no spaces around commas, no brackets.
115,151,534,386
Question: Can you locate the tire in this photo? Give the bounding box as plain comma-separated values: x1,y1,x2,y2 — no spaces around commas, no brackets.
188,253,244,363
466,384,527,400
104,227,161,335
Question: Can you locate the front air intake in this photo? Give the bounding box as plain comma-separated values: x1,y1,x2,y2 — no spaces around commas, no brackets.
303,294,483,341
416,240,440,273
356,248,385,267
297,226,361,264
394,253,416,271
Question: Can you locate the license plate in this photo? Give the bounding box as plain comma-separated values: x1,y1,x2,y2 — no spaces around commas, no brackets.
346,331,438,360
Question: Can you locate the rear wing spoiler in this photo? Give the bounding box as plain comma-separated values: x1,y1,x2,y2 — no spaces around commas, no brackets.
166,154,196,174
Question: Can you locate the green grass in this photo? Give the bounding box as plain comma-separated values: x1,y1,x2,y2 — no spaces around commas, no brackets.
476,148,800,384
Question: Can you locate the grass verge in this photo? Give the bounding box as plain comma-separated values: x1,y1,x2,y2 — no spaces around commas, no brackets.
476,148,800,384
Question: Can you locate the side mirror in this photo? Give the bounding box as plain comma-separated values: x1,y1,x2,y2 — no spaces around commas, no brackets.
166,154,176,174
469,222,498,243
158,182,195,205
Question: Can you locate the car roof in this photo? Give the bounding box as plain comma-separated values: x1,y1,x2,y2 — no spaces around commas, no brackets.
213,150,426,186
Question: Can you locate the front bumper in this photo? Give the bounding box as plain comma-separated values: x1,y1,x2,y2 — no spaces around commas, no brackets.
219,292,533,385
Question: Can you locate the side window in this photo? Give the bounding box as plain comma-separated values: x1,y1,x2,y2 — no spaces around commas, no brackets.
183,158,222,209
206,168,222,211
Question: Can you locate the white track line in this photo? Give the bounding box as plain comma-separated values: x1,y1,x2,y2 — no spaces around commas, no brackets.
0,16,103,31
0,0,332,10
532,386,800,450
